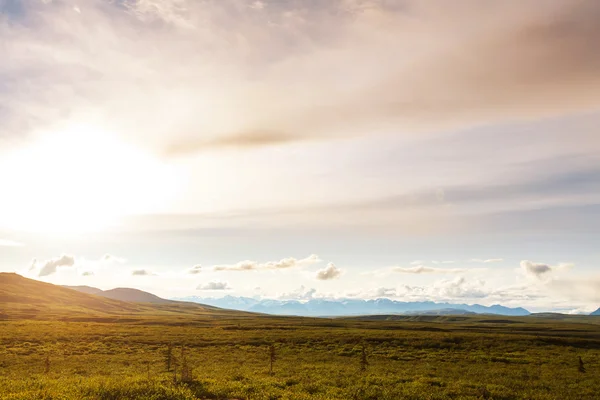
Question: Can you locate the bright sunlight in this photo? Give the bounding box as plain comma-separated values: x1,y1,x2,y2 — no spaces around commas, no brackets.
0,124,180,234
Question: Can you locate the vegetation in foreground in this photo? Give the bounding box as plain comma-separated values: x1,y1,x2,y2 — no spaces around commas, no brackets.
1,315,599,400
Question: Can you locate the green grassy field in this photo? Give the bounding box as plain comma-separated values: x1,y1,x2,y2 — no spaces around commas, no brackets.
1,314,599,400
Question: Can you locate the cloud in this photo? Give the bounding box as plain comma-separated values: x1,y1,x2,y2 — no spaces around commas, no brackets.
392,265,466,274
279,285,317,301
36,254,76,277
197,281,231,291
213,254,320,271
131,269,155,276
432,277,487,299
374,287,397,297
520,260,573,280
0,239,23,247
315,263,343,280
2,0,600,156
471,258,503,263
187,265,202,274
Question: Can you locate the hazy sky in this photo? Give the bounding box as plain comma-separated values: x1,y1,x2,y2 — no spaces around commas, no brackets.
1,0,599,313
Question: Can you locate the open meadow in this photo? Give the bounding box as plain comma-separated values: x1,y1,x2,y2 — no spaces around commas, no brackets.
2,314,600,400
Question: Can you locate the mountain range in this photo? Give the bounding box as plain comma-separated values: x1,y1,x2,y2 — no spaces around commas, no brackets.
592,308,600,316
173,295,532,316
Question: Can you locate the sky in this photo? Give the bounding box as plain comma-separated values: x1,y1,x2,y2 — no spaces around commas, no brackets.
1,0,599,313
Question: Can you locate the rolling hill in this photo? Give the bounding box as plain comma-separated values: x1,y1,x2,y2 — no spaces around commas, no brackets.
0,273,143,317
0,273,244,321
65,285,174,304
62,285,104,295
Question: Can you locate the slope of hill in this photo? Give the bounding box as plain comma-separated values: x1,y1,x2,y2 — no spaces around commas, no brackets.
591,308,600,316
0,273,243,320
1,273,143,317
100,288,172,303
65,285,181,304
62,285,104,295
175,295,530,316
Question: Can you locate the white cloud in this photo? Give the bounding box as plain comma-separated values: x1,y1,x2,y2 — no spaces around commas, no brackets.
197,281,231,291
374,287,397,297
393,265,466,274
132,269,155,276
520,260,573,280
29,253,127,277
279,285,316,301
432,277,487,299
213,254,321,271
36,254,76,277
471,258,503,263
315,263,343,280
187,265,202,274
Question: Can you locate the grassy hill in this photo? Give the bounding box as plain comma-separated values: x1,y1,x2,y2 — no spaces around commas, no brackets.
65,285,176,304
62,285,104,295
0,273,247,321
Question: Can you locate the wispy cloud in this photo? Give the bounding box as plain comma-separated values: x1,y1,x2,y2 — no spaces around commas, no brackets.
197,281,231,291
132,269,156,276
470,258,503,263
213,254,321,271
392,266,466,274
187,265,202,275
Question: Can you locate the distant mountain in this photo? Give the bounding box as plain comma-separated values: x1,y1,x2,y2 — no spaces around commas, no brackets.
173,295,530,317
65,285,174,304
591,308,600,316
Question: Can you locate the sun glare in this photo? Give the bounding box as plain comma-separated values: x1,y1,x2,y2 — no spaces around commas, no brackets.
0,125,180,234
